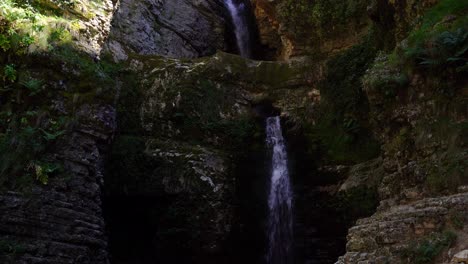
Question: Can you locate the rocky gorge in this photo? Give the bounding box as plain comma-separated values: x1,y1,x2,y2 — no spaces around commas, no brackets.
0,0,467,263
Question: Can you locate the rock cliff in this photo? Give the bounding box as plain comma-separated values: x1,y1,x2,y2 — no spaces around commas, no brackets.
105,0,227,60
0,0,466,263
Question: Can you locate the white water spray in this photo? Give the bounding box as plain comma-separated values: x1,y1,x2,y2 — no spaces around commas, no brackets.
266,116,293,264
223,0,252,58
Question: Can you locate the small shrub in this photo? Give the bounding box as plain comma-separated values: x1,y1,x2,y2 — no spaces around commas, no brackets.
0,113,67,190
418,28,468,71
3,64,17,82
20,78,43,95
449,210,465,229
0,33,11,51
363,53,409,102
401,230,457,264
310,41,381,164
426,152,466,194
396,0,468,77
28,161,61,185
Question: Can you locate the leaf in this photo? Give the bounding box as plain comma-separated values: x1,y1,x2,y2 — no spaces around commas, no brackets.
34,164,49,185
40,129,65,141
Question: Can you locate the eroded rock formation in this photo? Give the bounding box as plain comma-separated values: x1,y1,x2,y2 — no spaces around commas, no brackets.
0,0,466,263
105,0,227,60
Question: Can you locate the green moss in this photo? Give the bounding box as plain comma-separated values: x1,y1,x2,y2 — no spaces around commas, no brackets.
385,127,413,156
1,35,120,192
309,41,380,164
278,0,368,42
363,53,409,103
408,0,468,46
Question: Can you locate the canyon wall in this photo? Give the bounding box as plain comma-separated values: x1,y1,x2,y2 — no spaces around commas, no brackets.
0,0,466,263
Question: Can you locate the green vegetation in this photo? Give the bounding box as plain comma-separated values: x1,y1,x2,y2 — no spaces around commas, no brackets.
384,127,413,157
279,0,368,41
0,238,25,259
362,53,408,102
407,0,468,47
307,41,380,164
396,0,468,75
364,0,467,102
0,0,121,191
401,230,457,264
0,110,67,189
449,209,465,229
3,64,17,82
0,0,79,55
174,79,256,147
426,150,466,194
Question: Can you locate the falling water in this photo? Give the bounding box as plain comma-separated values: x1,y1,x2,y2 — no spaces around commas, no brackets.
266,116,293,264
224,0,252,58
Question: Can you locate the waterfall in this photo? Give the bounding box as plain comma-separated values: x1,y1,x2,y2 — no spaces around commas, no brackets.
224,0,252,58
266,116,293,264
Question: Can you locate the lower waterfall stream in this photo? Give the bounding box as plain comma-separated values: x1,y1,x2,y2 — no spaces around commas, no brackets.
266,116,293,264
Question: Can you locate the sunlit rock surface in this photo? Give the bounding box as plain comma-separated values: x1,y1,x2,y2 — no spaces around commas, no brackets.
105,0,227,60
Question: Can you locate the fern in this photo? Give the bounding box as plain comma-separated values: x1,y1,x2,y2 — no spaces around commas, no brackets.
20,78,43,95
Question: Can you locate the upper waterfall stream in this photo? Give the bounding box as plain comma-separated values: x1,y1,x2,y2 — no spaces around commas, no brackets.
266,116,293,264
224,0,252,58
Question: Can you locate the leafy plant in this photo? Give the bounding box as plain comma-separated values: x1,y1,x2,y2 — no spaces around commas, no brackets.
396,0,468,75
449,210,465,229
40,128,65,141
3,64,17,82
363,54,409,102
426,151,466,194
418,28,468,70
401,230,457,264
29,161,61,185
20,78,43,95
0,33,11,51
0,113,68,189
310,41,380,164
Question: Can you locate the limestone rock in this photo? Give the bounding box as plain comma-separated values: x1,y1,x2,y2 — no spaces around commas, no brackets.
337,193,468,263
339,158,383,192
452,250,468,264
250,0,370,59
0,104,116,264
105,0,227,60
38,0,116,56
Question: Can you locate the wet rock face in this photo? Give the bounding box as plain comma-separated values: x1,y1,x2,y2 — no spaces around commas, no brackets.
104,52,321,262
105,0,227,60
0,104,116,264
